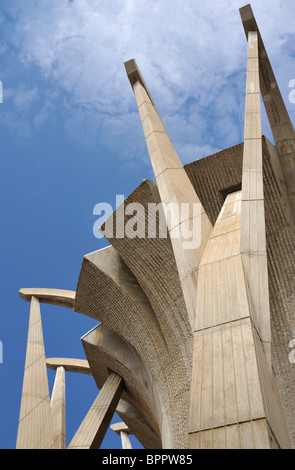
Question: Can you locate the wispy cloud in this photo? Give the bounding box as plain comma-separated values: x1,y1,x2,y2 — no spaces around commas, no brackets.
2,0,295,164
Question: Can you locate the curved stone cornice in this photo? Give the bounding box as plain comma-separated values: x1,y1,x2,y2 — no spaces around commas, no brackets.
46,358,91,375
19,288,75,309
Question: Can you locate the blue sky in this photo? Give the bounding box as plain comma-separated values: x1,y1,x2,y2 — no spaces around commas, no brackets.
0,0,295,449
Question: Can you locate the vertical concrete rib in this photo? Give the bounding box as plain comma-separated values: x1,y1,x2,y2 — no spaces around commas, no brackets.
188,188,291,448
240,4,295,225
68,372,124,449
125,59,212,329
239,28,292,449
188,190,270,448
240,30,272,371
16,296,54,449
50,366,66,449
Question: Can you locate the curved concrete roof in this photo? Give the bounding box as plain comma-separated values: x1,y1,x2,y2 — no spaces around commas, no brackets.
100,180,193,373
75,244,191,448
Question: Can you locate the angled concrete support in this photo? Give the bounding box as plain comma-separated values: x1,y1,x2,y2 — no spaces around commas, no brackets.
16,296,54,449
125,59,212,329
68,372,124,449
240,4,295,225
50,366,66,449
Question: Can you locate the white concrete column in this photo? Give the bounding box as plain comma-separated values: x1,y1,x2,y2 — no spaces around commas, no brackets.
16,296,54,449
111,422,133,449
121,431,132,449
50,366,66,449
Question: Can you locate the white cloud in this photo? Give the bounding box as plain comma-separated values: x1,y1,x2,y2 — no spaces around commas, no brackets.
177,142,220,164
2,0,295,163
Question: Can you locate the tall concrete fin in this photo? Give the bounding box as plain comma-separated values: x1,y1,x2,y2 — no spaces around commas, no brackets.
240,30,272,371
124,59,162,123
188,191,268,448
125,59,212,329
16,296,54,449
188,190,291,448
50,366,66,449
240,4,295,225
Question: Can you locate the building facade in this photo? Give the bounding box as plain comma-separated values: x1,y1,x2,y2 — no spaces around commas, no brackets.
16,5,295,449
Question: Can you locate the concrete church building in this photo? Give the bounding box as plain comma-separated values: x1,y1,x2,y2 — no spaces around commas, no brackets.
16,5,295,449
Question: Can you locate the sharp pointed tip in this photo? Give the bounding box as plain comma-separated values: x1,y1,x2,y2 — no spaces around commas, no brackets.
124,59,138,75
124,59,142,91
124,58,136,67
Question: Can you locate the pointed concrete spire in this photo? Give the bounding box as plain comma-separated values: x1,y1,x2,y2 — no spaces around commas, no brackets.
188,28,291,449
188,187,291,448
240,30,272,371
16,296,54,448
125,59,212,329
50,366,66,449
240,4,295,225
